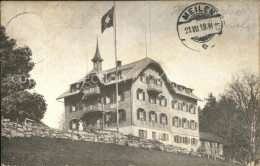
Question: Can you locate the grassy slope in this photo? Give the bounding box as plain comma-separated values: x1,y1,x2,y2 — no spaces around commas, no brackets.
1,137,236,166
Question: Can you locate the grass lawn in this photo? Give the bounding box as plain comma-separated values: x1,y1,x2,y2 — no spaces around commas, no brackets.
1,137,237,166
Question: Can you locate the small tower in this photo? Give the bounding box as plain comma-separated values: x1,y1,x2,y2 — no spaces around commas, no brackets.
92,38,103,72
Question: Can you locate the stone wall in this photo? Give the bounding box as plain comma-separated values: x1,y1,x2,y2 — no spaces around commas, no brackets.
1,119,212,158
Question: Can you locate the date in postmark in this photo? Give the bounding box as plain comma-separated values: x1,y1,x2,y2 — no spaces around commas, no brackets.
177,3,224,51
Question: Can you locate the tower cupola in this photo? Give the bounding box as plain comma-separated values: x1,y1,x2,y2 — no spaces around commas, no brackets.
92,38,103,72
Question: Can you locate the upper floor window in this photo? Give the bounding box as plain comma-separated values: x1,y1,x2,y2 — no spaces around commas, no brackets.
181,102,185,111
118,91,124,102
190,120,197,130
105,92,116,104
177,101,181,110
149,94,156,104
160,96,167,107
108,73,116,82
190,105,196,114
70,101,82,112
76,83,81,90
172,100,177,109
105,112,112,123
182,118,187,128
118,109,126,122
173,116,179,127
156,96,160,105
71,103,76,112
71,84,76,92
160,113,168,125
137,108,146,121
147,75,155,84
156,78,162,86
140,74,146,83
186,104,189,112
137,89,145,101
177,86,182,91
149,111,157,123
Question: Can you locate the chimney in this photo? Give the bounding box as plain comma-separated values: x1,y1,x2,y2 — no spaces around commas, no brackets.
117,61,122,67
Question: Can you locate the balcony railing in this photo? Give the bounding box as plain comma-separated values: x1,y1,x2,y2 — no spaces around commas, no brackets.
147,83,162,94
83,103,103,112
83,87,100,97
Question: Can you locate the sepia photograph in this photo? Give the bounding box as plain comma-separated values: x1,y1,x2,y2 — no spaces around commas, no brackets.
1,1,259,165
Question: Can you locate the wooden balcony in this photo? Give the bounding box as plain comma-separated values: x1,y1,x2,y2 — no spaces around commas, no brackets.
147,83,162,94
83,103,103,113
83,87,100,97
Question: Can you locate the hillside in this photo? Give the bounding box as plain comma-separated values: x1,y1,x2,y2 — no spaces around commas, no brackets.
1,137,237,166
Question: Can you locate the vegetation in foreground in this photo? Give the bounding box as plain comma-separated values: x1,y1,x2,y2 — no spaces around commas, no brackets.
1,137,237,166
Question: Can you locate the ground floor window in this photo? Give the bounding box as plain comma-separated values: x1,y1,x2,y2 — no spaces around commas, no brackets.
152,132,156,140
191,138,197,145
70,119,78,130
161,133,169,141
174,135,179,143
139,129,147,139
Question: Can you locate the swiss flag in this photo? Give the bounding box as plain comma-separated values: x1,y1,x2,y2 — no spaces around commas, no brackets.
101,7,114,33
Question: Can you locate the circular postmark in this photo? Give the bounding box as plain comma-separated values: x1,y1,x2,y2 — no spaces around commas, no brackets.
177,3,224,51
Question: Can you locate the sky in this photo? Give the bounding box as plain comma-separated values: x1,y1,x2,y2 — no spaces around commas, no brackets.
1,1,259,128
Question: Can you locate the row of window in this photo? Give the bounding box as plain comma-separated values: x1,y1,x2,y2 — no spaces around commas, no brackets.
139,130,169,141
171,100,196,114
173,135,198,145
139,129,198,145
137,89,197,114
137,109,198,130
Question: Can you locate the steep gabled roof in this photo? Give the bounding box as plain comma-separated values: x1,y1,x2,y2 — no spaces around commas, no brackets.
57,57,201,100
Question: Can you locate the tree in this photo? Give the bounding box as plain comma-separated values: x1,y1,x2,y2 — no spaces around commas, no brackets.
0,26,47,122
199,71,260,165
226,71,260,165
199,93,219,132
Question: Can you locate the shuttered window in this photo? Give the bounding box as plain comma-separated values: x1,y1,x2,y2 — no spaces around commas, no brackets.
139,129,147,139
137,89,145,101
149,111,157,123
137,109,146,121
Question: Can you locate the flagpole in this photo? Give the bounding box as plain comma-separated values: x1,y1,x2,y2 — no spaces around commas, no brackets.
113,1,119,134
145,24,147,58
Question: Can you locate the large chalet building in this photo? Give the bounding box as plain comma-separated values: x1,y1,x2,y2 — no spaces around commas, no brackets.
57,41,201,150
